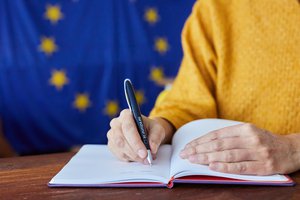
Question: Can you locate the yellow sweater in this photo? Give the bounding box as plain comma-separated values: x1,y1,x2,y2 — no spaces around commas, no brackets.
149,0,300,135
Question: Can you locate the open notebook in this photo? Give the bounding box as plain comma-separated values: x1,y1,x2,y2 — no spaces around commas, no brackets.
49,119,294,188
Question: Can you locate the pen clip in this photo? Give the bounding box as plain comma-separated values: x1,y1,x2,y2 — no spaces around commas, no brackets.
124,79,132,112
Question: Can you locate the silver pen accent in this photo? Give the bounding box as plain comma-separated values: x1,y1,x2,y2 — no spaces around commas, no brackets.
147,150,153,166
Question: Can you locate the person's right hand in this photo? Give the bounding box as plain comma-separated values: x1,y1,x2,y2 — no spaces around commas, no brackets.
107,109,169,164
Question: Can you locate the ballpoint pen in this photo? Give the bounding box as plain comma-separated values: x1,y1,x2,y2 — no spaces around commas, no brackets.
124,79,153,166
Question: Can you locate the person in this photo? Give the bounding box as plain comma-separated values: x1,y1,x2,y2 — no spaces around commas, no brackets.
107,0,300,175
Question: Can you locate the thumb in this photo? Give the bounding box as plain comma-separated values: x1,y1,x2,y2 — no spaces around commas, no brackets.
147,120,166,157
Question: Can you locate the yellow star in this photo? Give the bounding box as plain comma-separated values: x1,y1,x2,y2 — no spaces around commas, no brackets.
39,37,58,56
73,93,91,112
49,69,69,90
144,8,159,25
104,100,119,118
154,37,169,54
135,90,146,105
150,67,165,83
44,4,63,24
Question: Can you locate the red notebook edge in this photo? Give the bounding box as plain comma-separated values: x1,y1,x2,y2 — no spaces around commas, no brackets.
172,175,295,187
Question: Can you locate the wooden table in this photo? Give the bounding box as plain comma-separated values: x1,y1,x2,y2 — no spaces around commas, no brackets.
1,153,300,200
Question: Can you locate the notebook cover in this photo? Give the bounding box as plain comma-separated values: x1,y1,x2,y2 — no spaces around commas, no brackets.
173,175,295,186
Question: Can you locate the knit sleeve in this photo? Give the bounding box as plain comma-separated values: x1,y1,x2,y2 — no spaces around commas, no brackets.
149,1,218,130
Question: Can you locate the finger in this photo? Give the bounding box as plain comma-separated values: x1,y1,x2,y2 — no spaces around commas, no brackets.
108,120,145,163
180,137,245,158
187,149,257,164
107,136,130,162
120,109,148,159
185,124,246,148
107,128,129,161
182,137,252,158
122,142,144,162
209,161,269,175
109,127,144,163
109,118,120,128
180,146,196,159
148,122,165,155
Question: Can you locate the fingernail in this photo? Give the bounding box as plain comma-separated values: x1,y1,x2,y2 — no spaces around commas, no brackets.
180,150,187,158
138,149,147,159
152,154,157,160
150,142,158,154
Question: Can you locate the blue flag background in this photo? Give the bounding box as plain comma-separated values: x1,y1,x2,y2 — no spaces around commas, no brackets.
0,0,195,155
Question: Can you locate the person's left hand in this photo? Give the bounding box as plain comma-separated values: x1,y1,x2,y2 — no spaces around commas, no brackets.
180,123,298,175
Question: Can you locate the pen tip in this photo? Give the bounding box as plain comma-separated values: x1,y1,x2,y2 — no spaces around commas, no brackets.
146,150,153,166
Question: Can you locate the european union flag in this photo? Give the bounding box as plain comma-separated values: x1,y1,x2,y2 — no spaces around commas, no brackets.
0,0,195,155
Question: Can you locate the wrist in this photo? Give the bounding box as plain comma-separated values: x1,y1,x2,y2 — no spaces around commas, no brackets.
285,134,300,171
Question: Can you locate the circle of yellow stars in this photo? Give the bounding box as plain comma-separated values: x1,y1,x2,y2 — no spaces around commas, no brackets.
38,2,168,116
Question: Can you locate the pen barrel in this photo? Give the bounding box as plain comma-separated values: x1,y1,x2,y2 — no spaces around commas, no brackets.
134,116,151,150
124,79,151,151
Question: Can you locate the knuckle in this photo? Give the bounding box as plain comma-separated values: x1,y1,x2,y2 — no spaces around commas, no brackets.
243,123,259,136
195,145,202,154
220,164,227,172
203,154,209,163
225,151,234,162
210,131,219,140
110,118,122,128
188,147,196,155
213,140,223,151
260,147,271,159
236,164,247,174
107,129,113,140
109,118,116,128
190,141,199,147
251,135,261,145
243,123,255,131
240,164,247,173
120,109,131,118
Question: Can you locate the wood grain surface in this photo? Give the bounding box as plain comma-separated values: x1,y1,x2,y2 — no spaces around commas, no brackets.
1,152,300,200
